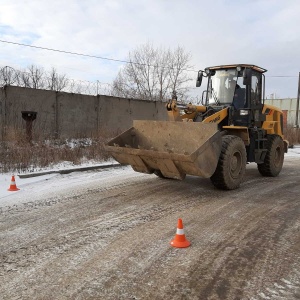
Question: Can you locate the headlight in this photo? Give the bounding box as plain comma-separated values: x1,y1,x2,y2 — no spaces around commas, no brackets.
240,110,249,115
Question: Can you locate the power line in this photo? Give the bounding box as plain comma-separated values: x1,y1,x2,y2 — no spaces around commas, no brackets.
1,39,298,77
0,39,198,72
0,39,131,64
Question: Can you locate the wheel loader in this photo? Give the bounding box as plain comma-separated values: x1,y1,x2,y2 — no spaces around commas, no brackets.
105,64,288,190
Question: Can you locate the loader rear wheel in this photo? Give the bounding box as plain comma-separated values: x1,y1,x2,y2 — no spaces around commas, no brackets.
210,135,246,190
257,134,284,177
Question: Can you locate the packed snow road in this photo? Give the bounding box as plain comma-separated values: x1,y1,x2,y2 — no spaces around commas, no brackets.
1,157,300,300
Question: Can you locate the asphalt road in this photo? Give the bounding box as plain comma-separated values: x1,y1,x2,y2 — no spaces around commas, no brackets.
1,157,300,299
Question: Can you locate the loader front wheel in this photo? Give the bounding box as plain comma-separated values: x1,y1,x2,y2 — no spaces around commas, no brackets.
153,170,166,178
257,134,284,177
210,135,246,190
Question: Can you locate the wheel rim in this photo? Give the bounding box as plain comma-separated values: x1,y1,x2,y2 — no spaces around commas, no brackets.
230,151,242,178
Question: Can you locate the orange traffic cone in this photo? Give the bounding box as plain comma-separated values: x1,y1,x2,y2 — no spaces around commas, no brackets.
170,218,191,248
7,175,20,191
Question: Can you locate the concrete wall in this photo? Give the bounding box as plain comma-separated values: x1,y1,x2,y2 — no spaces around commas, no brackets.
2,85,297,140
0,86,167,140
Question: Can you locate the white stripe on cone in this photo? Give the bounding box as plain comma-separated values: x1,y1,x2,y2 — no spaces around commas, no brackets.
176,228,185,235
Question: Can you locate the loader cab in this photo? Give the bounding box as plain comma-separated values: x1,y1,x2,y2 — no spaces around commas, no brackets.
201,64,267,127
205,68,244,107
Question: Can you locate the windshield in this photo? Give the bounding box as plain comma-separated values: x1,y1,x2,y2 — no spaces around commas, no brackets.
207,69,238,105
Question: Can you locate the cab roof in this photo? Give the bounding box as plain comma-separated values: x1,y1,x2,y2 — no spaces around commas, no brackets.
207,64,267,73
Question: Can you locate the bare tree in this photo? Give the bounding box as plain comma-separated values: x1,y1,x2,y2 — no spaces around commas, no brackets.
15,69,31,88
27,65,45,89
168,47,192,100
0,66,17,86
111,44,193,101
12,65,45,89
46,67,68,91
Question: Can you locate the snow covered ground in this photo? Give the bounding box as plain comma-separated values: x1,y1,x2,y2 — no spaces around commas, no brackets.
0,160,121,207
0,146,299,207
1,147,300,299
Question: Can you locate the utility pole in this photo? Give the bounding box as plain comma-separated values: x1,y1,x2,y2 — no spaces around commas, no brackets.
295,72,300,128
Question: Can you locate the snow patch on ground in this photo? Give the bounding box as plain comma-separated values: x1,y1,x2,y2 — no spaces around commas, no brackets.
285,145,300,157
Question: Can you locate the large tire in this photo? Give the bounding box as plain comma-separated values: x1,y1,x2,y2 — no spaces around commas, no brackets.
210,135,247,190
257,135,284,177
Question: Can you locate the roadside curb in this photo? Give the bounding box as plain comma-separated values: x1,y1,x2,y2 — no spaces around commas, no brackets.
18,163,123,179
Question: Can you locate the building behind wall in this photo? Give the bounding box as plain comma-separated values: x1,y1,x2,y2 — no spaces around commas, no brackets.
265,98,299,127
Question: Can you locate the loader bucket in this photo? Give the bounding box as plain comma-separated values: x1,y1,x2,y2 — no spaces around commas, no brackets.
105,121,222,180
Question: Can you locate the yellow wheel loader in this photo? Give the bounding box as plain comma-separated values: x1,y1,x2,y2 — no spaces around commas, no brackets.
105,64,288,190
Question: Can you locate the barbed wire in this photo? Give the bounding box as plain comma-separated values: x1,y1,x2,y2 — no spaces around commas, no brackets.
4,65,292,102
0,65,198,101
0,65,113,96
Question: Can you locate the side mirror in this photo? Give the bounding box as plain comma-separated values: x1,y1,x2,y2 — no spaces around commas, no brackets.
196,71,203,87
243,68,252,85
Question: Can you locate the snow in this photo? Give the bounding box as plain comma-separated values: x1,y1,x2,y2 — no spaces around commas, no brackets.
0,160,121,207
0,146,299,207
285,145,300,157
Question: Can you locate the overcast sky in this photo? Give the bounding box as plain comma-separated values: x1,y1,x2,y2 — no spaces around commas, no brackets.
0,0,299,98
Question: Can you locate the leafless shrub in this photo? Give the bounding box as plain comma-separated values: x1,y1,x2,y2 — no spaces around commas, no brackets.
0,128,114,173
285,126,300,145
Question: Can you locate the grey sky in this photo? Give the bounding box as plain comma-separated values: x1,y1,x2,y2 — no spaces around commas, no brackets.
0,0,299,98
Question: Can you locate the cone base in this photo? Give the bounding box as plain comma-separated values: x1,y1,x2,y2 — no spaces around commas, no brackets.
170,239,191,248
8,187,20,191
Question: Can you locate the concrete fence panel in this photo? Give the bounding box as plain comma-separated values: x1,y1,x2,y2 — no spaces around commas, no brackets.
0,86,167,140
